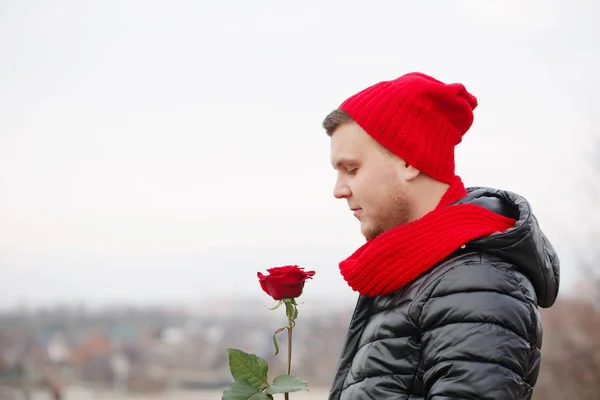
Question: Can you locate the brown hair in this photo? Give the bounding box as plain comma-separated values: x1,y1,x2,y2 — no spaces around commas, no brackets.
322,109,355,136
323,108,394,158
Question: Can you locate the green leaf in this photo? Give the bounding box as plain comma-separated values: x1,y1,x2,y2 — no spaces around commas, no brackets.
271,326,287,356
266,300,283,310
285,302,294,321
264,374,308,395
227,349,269,391
272,331,280,355
221,379,272,400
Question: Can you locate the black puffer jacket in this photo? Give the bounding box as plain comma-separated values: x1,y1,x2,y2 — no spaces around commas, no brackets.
328,188,560,400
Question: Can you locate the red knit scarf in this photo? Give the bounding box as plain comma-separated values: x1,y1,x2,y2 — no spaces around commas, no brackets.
339,176,517,297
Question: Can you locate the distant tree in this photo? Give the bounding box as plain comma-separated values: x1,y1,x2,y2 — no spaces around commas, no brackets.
534,300,600,400
577,137,600,305
533,135,600,399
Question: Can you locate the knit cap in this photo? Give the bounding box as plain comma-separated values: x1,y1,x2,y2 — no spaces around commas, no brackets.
339,72,478,183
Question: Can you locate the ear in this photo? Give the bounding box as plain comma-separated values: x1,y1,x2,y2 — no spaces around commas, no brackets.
403,161,421,182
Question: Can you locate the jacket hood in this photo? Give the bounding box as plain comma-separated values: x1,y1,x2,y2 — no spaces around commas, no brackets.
455,187,560,308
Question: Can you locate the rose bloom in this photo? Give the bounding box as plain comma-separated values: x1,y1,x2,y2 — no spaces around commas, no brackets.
257,265,315,300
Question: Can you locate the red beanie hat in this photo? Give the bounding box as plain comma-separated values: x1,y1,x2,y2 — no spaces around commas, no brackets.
339,72,478,184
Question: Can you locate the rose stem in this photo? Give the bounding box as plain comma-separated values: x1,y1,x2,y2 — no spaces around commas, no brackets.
285,324,292,400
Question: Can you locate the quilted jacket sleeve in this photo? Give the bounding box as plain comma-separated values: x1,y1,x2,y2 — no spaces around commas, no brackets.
420,261,538,400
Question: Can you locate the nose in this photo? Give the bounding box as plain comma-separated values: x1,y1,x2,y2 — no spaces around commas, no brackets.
333,178,351,199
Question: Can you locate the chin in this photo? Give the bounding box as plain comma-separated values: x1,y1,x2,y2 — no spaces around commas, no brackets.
361,223,382,241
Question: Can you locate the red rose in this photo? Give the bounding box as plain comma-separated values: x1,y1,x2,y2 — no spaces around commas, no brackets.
257,265,315,300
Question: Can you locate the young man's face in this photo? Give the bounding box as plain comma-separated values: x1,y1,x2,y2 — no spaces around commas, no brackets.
330,122,412,240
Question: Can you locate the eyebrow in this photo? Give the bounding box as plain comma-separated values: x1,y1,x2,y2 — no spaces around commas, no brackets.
331,157,356,170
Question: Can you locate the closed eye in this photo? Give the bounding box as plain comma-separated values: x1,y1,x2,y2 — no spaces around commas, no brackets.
347,168,358,176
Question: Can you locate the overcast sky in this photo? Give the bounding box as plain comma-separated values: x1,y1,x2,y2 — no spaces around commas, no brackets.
1,0,598,310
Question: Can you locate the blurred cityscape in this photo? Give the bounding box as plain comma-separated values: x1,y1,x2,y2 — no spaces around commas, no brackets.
0,297,351,399
0,286,599,400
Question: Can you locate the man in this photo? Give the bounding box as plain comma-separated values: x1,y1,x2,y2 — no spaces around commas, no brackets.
324,72,560,399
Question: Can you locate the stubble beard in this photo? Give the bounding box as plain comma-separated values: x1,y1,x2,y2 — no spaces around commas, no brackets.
362,187,411,241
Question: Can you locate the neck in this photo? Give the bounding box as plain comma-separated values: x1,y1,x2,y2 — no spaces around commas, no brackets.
407,179,451,222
